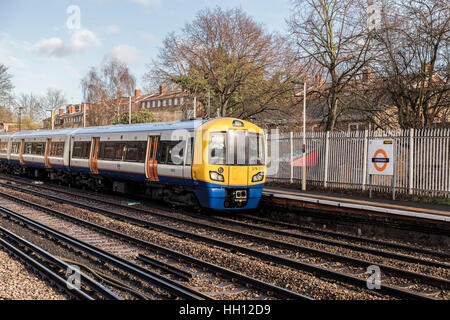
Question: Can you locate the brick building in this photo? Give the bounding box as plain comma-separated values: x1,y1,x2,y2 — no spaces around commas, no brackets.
42,86,204,129
137,86,204,121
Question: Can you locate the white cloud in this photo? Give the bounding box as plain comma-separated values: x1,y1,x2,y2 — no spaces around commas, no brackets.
33,29,101,57
105,25,120,34
109,45,142,65
0,31,28,68
132,0,161,6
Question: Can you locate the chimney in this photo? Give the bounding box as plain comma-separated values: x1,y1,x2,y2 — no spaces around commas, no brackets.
314,74,323,87
69,106,75,114
134,89,141,97
363,68,374,82
117,90,123,99
159,85,166,95
59,108,64,116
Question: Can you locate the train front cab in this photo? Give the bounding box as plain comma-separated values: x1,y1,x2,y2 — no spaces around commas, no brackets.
192,118,266,210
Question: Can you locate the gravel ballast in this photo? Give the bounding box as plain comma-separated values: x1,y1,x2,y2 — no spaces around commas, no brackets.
0,247,68,300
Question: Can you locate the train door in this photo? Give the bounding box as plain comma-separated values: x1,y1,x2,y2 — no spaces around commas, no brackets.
90,137,100,174
183,136,194,180
45,138,51,168
227,130,249,187
19,139,25,165
145,136,159,181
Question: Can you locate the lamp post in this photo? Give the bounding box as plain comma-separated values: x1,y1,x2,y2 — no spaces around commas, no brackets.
46,108,58,130
293,81,307,191
18,106,23,131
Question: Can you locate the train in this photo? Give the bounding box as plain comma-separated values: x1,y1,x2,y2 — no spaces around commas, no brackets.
0,118,266,211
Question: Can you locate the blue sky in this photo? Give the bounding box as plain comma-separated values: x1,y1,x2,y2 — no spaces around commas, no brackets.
0,0,292,105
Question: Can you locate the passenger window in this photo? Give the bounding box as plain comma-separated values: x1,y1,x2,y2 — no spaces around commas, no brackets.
72,141,91,159
50,142,65,157
0,142,7,154
24,143,32,154
157,141,184,165
11,142,20,154
185,137,194,166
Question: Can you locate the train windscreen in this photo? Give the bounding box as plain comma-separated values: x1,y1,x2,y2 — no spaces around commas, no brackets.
209,131,265,166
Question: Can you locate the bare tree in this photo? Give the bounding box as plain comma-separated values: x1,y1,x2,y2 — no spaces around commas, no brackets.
13,93,45,129
81,56,136,126
0,106,14,123
369,0,450,129
145,7,302,121
0,64,15,122
43,88,67,129
288,0,379,131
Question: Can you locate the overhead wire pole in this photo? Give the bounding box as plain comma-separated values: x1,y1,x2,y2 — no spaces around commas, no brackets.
193,96,197,119
129,96,132,124
302,81,307,191
292,80,308,191
208,90,211,119
18,107,23,131
83,103,86,128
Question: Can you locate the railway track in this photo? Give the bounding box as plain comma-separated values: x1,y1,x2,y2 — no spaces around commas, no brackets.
0,187,312,300
0,203,209,300
3,176,447,266
0,224,122,300
0,176,448,299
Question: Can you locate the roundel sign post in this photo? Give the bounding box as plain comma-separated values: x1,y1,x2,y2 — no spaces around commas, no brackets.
368,139,396,199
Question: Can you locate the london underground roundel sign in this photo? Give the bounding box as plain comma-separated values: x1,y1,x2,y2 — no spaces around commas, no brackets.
368,139,394,176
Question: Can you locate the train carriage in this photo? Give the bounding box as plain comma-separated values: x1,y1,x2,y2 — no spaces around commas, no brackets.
0,118,266,211
0,134,12,164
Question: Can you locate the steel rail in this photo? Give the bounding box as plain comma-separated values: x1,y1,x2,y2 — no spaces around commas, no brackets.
3,180,447,272
0,191,312,300
237,213,450,260
0,237,94,300
0,186,439,300
0,205,209,300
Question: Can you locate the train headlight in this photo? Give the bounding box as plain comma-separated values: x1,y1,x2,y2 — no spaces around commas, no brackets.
210,171,224,182
252,172,264,182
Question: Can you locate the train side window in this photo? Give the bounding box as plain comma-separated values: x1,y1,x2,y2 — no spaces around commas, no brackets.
24,142,32,154
50,142,65,157
72,141,91,159
185,137,194,166
104,142,115,160
0,142,8,154
156,141,169,164
11,142,20,154
157,140,184,165
124,141,146,163
115,143,126,161
125,143,138,162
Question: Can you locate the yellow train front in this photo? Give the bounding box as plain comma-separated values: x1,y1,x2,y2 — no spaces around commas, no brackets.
192,118,266,210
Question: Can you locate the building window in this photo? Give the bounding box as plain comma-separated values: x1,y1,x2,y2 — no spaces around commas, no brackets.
158,100,161,107
174,98,178,106
168,99,172,106
152,101,156,108
163,100,167,107
180,97,184,104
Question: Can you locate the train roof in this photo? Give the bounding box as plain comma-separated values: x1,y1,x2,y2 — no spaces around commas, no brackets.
72,120,208,136
6,128,80,138
1,120,210,139
0,118,263,139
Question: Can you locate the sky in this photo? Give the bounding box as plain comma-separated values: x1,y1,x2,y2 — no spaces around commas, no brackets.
0,0,292,105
